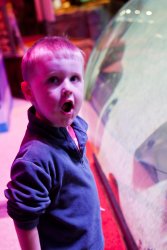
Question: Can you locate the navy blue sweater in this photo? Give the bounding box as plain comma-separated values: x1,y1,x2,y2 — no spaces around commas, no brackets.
5,106,104,250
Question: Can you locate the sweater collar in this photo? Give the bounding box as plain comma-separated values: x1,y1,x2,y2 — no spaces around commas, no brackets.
27,106,88,148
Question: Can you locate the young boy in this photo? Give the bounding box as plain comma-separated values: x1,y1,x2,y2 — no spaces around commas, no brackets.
4,36,104,250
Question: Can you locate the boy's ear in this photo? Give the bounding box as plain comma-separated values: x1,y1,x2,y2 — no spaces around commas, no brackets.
21,81,33,102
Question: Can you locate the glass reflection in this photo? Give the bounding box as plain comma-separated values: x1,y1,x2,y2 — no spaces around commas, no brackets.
84,0,167,249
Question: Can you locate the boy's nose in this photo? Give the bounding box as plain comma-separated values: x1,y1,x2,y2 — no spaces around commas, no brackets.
61,79,72,97
61,88,72,98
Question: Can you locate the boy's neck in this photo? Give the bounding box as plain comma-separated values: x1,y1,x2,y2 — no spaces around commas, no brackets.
66,125,79,149
66,125,75,138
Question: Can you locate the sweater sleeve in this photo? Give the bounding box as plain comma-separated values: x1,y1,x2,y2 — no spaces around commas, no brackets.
4,159,52,230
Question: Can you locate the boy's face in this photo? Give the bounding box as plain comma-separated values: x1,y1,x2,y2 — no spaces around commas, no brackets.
25,55,84,127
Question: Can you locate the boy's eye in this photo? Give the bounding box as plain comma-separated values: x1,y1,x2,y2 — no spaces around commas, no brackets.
48,76,59,85
70,75,80,82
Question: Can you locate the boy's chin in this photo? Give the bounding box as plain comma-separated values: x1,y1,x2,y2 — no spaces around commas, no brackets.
52,117,75,128
60,119,74,128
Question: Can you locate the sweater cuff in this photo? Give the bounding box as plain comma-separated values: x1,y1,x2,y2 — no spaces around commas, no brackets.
14,217,39,230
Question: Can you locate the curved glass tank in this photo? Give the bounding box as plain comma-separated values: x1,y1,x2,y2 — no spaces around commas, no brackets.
83,0,167,249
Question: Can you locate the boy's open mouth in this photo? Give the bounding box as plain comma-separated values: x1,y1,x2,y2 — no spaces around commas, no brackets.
61,100,74,113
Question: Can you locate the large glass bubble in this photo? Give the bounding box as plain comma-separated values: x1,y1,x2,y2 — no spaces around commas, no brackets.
83,0,167,249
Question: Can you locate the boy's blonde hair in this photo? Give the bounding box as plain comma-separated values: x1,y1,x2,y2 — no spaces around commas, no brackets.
21,36,84,83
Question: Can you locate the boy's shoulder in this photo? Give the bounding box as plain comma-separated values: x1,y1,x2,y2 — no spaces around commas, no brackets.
17,138,55,164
